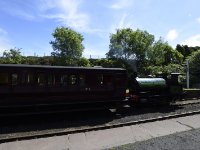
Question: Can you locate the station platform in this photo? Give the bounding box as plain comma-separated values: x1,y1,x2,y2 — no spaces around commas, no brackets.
1,114,200,150
111,128,200,150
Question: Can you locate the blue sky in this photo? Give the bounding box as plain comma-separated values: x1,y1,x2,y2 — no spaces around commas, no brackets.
0,0,200,58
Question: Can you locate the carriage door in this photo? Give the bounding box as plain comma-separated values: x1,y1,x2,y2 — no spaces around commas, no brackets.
114,73,127,97
0,72,10,101
84,73,114,100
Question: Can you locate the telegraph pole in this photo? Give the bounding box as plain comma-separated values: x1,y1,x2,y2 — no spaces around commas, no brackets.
186,59,189,88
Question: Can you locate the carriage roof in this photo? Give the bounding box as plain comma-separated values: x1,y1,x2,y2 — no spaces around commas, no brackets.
0,64,126,72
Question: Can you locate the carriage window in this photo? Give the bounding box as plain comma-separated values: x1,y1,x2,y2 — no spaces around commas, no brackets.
53,74,61,86
79,74,85,86
61,75,68,86
48,74,53,85
27,73,34,84
11,73,18,85
21,72,26,85
97,75,103,86
21,72,34,85
37,73,46,86
69,75,77,85
0,73,9,85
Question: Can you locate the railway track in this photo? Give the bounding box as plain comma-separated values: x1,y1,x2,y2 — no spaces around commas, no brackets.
1,104,200,144
1,98,200,117
174,98,200,106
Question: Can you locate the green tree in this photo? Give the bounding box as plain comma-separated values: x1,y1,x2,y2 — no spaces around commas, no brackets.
148,38,183,66
107,28,133,60
77,57,91,67
1,48,24,64
38,56,54,65
176,44,190,60
146,64,184,75
188,50,200,85
91,58,115,68
22,56,40,65
176,44,200,60
107,28,154,73
50,27,84,66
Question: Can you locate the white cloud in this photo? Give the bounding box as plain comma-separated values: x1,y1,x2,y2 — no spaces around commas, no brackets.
0,28,7,35
110,13,135,33
111,0,134,9
0,39,12,55
182,34,200,47
0,41,11,56
0,1,36,21
166,29,178,41
0,0,99,34
15,10,35,21
197,17,200,24
0,33,12,55
118,13,128,29
109,0,135,34
40,0,99,33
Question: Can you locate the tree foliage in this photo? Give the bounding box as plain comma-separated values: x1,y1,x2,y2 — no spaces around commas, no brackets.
188,50,200,84
0,48,55,65
22,56,40,65
146,64,184,75
91,58,115,67
107,28,133,60
50,27,84,66
107,28,154,61
77,57,91,67
107,28,154,73
106,28,186,76
0,48,24,64
176,44,200,60
148,38,183,65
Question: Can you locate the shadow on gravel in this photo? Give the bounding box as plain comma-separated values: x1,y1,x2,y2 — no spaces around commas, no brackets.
114,104,184,118
0,104,184,136
0,109,115,135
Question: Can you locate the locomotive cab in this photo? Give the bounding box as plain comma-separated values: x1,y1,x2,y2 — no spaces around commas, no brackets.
168,73,183,99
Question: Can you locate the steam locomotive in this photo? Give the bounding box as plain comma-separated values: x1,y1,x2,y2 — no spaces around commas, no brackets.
128,73,183,105
0,64,182,115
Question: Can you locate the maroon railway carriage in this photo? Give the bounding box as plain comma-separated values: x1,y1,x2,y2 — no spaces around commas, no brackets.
0,64,127,114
